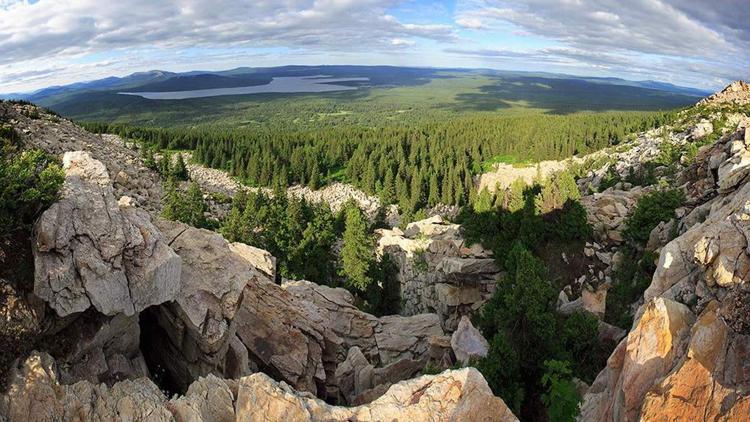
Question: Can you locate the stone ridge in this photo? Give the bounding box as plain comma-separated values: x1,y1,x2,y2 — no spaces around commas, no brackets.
579,86,750,421
697,80,750,107
0,351,519,422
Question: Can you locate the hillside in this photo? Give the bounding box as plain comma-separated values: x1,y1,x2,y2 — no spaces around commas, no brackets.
1,81,749,421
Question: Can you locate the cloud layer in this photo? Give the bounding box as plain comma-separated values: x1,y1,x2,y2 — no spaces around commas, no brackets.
0,0,747,92
454,0,749,88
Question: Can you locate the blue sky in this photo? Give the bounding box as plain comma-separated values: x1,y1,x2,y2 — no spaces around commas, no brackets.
0,0,747,93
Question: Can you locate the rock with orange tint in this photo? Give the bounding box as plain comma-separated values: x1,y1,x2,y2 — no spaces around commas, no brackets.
579,297,694,421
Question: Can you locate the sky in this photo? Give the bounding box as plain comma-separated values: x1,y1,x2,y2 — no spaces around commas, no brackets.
0,0,747,93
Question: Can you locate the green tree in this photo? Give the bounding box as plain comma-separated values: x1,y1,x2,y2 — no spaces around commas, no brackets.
184,182,207,228
623,189,684,244
507,178,526,212
172,153,189,181
473,187,494,213
340,204,373,291
161,178,183,222
541,360,581,422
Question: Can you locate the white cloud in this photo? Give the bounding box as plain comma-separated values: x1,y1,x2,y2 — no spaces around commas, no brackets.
453,0,749,89
391,38,416,47
456,17,484,29
0,0,455,91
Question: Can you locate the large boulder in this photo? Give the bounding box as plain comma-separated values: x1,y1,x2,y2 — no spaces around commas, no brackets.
579,297,695,421
33,151,180,317
235,368,519,422
233,277,332,397
145,219,274,392
450,316,489,365
283,280,444,365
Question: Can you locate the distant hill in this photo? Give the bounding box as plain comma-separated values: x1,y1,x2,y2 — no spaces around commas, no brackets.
0,65,707,124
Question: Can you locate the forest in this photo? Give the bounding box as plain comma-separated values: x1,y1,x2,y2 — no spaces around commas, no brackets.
82,109,674,218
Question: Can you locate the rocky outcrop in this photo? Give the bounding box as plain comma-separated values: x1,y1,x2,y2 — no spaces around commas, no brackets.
3,102,163,212
580,94,750,421
145,219,275,392
697,80,750,107
580,186,650,244
236,368,518,422
0,351,518,422
33,151,181,317
477,160,568,193
377,216,502,331
580,298,695,421
282,280,444,366
279,279,444,402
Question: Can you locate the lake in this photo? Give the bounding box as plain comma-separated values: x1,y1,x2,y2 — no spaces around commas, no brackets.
119,75,370,100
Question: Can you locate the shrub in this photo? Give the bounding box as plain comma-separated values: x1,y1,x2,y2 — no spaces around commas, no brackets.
476,332,524,415
548,200,592,241
0,142,64,235
623,189,684,244
605,249,657,328
559,312,608,383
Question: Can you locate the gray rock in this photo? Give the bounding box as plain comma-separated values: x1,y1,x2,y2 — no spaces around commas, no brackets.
33,151,180,317
450,316,489,365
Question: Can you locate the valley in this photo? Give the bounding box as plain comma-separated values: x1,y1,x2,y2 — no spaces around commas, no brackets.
2,80,750,421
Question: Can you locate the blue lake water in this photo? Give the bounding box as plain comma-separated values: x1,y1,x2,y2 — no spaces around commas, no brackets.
119,75,370,100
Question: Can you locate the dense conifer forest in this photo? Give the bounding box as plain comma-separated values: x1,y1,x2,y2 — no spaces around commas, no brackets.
82,109,673,214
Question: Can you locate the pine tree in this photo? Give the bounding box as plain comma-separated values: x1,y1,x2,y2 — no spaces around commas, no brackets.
381,167,395,204
474,187,494,213
172,153,189,181
427,173,440,207
161,178,183,222
507,178,526,212
184,182,207,228
340,204,373,291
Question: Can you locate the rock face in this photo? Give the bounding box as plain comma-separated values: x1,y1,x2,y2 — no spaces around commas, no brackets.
33,151,181,317
697,80,750,107
0,352,518,422
580,100,750,421
280,279,444,402
377,215,502,331
144,219,273,392
580,298,695,421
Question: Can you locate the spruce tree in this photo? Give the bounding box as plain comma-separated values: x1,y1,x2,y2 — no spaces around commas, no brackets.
340,204,373,291
172,153,189,181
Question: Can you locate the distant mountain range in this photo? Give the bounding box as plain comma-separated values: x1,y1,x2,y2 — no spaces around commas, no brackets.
3,65,710,105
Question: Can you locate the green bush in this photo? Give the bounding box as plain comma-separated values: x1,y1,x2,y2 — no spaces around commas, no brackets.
623,189,684,244
559,311,608,383
476,332,524,415
548,200,592,241
605,249,657,328
541,360,582,422
0,142,64,235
